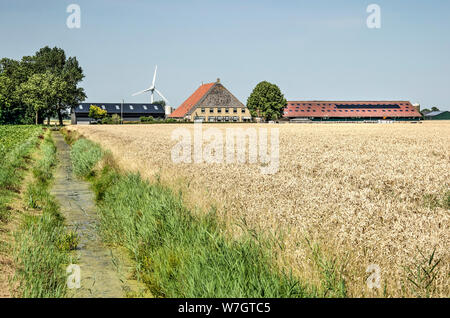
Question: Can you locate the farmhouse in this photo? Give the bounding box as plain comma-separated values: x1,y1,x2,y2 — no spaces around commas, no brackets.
169,79,252,122
424,111,450,120
72,103,166,124
283,101,422,122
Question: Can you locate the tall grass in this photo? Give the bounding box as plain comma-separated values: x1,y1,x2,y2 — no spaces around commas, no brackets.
0,127,41,222
0,140,35,190
70,137,345,298
13,133,75,298
70,138,103,178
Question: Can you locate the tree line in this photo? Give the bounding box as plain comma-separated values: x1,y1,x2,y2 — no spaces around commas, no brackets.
0,46,86,125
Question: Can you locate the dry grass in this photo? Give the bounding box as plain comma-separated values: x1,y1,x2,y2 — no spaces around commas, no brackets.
69,121,450,297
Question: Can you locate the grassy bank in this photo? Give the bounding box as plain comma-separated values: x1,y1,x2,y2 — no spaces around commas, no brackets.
67,133,346,298
12,132,76,298
0,126,43,297
0,126,42,223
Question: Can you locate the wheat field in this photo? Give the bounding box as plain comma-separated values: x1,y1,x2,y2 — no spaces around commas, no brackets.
69,121,450,297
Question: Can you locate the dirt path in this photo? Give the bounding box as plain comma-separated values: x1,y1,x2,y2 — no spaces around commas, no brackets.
51,132,125,298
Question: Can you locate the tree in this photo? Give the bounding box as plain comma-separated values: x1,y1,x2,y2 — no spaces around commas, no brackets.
246,81,287,121
0,58,35,124
89,105,107,120
421,108,431,116
59,56,86,125
0,74,13,124
431,107,440,112
17,72,60,125
0,46,86,125
33,47,86,125
153,100,166,107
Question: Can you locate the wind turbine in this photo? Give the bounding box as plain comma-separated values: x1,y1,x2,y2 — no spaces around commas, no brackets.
132,65,169,104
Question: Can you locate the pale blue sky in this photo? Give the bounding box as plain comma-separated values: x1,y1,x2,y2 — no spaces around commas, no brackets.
1,0,449,110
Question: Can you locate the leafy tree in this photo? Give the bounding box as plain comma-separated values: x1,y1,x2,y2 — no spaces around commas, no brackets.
59,56,86,125
246,81,287,121
0,58,35,124
17,72,60,124
0,46,86,125
421,108,431,116
153,100,166,107
33,47,67,75
32,47,86,125
0,74,13,124
431,107,440,112
89,105,107,120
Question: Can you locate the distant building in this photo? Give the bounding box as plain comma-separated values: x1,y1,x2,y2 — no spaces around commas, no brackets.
169,79,252,122
72,103,165,124
283,101,422,122
424,111,450,120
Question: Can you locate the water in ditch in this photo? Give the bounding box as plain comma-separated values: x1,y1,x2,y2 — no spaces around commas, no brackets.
51,132,140,298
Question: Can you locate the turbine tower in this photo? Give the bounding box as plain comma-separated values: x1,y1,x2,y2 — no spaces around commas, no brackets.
132,65,169,104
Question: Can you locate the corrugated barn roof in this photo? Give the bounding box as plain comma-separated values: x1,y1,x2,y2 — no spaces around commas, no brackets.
74,103,165,114
283,101,421,118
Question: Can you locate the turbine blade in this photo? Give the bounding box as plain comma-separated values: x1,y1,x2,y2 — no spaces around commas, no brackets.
155,89,169,103
132,89,147,96
152,65,158,87
132,87,152,96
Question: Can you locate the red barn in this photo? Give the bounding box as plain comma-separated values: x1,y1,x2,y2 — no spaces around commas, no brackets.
283,101,422,122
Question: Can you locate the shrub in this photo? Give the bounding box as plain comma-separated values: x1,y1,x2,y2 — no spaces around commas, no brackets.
140,116,154,123
111,114,121,125
88,105,107,120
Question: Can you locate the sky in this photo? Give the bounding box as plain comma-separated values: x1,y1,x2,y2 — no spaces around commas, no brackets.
1,0,449,110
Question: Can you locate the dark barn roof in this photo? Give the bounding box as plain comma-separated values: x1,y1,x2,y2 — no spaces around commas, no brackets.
283,101,422,119
74,103,165,115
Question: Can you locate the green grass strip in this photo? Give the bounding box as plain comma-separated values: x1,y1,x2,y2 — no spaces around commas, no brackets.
13,133,76,298
0,126,42,222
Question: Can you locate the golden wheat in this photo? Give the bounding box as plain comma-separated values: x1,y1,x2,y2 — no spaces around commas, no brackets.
69,121,450,297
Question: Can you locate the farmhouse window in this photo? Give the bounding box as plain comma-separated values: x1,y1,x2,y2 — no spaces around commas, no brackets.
210,108,214,113
201,108,205,113
233,108,237,113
